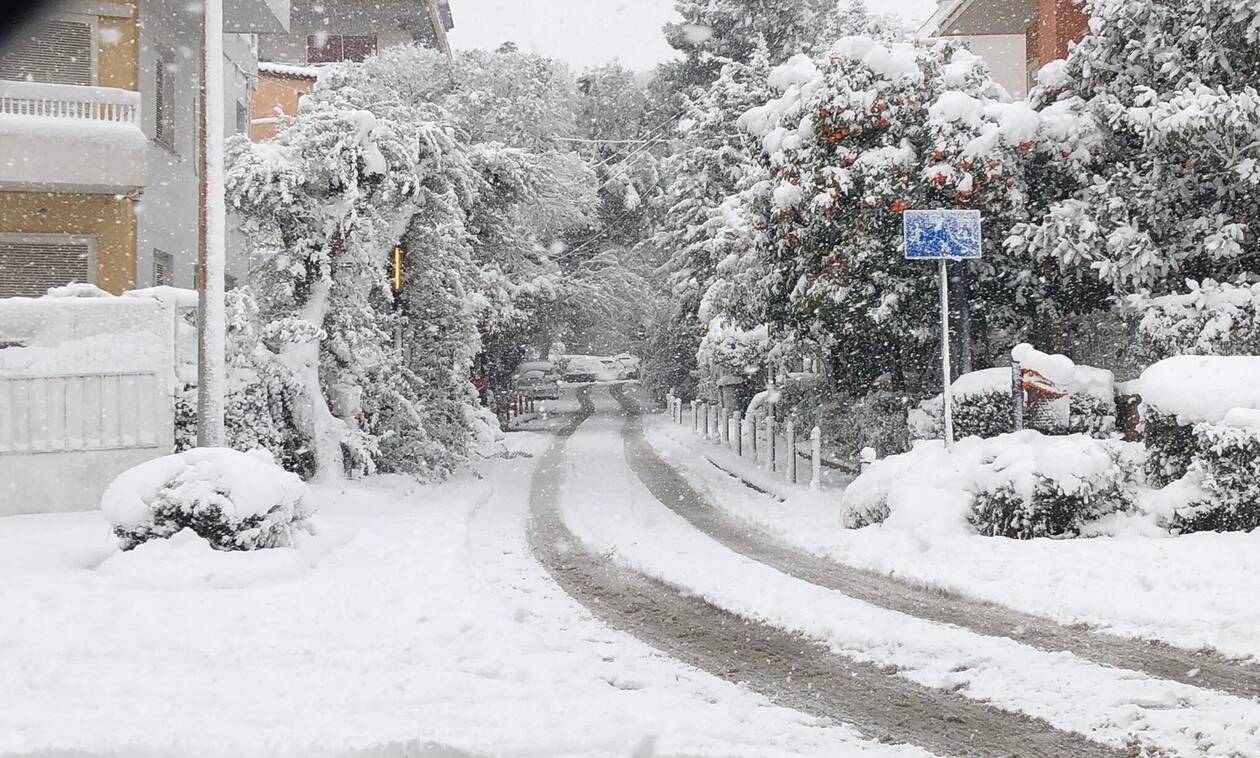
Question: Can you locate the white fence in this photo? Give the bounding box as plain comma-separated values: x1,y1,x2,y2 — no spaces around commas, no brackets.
667,394,826,490
0,294,176,516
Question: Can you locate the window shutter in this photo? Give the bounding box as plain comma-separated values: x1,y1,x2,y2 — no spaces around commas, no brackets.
0,239,92,297
0,18,93,86
152,250,173,287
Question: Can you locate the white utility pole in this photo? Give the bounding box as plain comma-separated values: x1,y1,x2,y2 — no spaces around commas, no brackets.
197,0,227,446
939,258,954,448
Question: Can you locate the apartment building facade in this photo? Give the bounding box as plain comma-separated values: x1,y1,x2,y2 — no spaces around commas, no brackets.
0,0,289,297
921,0,1090,98
250,0,454,141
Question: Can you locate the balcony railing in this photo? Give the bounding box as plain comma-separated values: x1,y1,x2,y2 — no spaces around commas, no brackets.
0,80,140,126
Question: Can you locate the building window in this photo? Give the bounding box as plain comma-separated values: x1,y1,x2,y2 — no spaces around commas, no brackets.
152,250,173,287
306,34,377,64
0,17,94,86
0,236,93,298
236,100,249,134
155,52,177,150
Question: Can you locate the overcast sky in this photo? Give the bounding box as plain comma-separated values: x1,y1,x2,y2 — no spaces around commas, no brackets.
447,0,942,72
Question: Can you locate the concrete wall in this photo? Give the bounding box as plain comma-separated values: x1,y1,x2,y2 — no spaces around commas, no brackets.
956,34,1029,99
135,0,257,289
0,192,137,293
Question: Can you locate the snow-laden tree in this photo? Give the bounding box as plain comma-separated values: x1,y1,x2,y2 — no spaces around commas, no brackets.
735,39,1055,390
1010,0,1260,295
643,48,775,398
665,0,834,68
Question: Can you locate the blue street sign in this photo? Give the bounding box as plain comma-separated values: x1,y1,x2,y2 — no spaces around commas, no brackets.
903,209,982,260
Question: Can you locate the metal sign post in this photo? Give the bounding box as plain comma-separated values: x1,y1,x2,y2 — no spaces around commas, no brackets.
903,209,982,449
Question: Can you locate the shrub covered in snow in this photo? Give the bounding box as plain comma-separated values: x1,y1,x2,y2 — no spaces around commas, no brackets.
840,431,1137,539
1139,355,1260,486
103,448,314,552
1147,410,1260,534
1133,279,1260,362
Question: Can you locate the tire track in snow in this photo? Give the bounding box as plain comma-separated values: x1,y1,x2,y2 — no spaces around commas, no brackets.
609,383,1260,704
529,386,1120,757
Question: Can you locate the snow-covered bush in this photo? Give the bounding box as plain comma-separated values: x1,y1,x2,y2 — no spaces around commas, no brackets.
695,317,770,400
1133,279,1260,363
103,448,314,552
1139,355,1260,486
1152,413,1260,534
840,431,1137,538
909,368,1015,441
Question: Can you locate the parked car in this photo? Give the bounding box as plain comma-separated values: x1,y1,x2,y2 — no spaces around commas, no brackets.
599,358,625,380
512,361,561,400
563,356,601,383
614,353,640,379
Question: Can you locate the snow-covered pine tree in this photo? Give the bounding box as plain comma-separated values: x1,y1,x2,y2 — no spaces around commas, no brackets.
1010,0,1260,295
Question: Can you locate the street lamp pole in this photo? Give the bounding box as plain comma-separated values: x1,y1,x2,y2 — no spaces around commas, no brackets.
197,0,227,446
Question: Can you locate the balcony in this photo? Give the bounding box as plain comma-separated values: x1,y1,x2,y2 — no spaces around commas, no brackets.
0,80,145,194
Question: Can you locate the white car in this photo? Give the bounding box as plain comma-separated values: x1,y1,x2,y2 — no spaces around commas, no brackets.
512,361,561,400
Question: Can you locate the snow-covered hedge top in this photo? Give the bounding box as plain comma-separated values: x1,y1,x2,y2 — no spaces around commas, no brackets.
950,366,1010,398
1139,355,1260,424
102,448,309,530
841,430,1123,535
1132,278,1260,359
1011,343,1114,400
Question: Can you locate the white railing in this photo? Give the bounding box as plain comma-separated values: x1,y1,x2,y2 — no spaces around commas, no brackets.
0,80,141,126
0,371,164,454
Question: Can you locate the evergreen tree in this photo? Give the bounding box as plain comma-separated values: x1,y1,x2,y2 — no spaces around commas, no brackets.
1010,0,1260,295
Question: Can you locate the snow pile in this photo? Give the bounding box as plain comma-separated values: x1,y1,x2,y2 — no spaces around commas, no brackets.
840,431,1135,538
738,54,821,153
1138,355,1260,424
0,293,172,378
102,447,315,552
829,37,921,81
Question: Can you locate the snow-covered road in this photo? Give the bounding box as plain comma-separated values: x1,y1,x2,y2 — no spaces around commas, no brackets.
6,383,1260,757
539,384,1260,758
0,391,899,757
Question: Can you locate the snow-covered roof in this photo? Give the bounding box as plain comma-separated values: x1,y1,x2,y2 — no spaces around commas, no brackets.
258,61,321,80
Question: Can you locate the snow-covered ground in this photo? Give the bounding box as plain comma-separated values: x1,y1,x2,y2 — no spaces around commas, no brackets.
554,390,1260,756
645,411,1260,663
0,396,907,757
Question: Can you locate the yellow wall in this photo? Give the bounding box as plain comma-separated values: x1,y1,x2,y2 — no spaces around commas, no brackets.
251,73,315,141
98,1,140,90
0,192,137,294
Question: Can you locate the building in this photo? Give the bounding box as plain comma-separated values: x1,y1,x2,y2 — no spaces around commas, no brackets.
920,0,1090,99
250,0,454,141
0,0,290,297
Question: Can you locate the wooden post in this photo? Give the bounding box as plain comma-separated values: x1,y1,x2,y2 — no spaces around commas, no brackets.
713,405,723,446
701,402,710,438
810,425,822,490
691,400,699,433
1012,360,1024,431
733,410,743,457
786,419,797,484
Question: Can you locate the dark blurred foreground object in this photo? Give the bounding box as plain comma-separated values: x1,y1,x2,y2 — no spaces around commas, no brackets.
1,1,61,51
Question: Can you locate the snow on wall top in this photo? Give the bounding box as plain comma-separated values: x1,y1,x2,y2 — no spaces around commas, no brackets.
1139,355,1260,424
0,292,172,377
